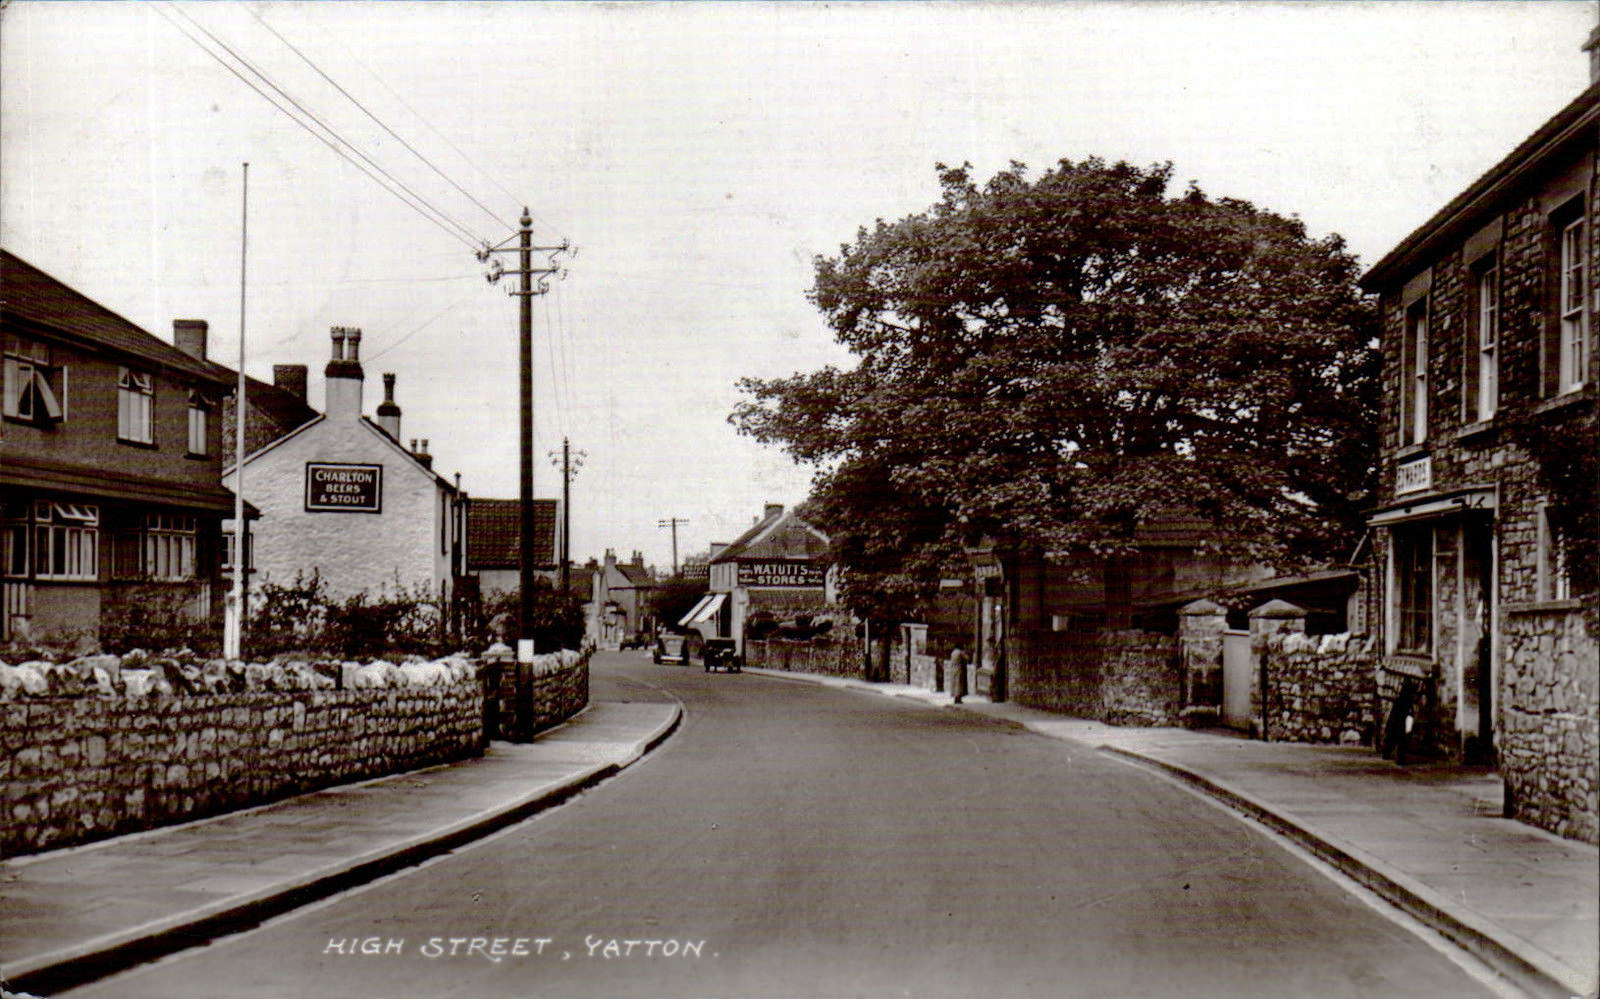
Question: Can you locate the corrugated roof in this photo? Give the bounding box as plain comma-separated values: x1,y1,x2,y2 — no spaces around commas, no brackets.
1,250,232,385
466,498,558,569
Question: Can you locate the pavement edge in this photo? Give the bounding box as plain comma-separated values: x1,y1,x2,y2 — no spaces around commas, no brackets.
4,701,683,998
1098,745,1591,999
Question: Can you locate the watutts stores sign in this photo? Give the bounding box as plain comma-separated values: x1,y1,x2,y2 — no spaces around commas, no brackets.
737,559,826,588
305,462,382,512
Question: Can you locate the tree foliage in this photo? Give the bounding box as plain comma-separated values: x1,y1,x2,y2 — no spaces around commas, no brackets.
734,158,1379,614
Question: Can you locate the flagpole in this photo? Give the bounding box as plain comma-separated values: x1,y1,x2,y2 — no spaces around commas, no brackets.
226,162,248,660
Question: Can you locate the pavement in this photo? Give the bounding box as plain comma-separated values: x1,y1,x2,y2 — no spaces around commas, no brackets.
1,674,1595,999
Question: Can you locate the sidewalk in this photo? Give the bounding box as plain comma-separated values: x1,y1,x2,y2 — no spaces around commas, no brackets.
746,667,1599,999
0,700,680,997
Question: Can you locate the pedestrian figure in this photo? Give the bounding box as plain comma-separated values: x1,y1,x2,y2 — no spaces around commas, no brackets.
949,645,969,704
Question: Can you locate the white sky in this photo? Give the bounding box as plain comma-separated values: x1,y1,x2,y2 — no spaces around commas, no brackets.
3,1,1595,571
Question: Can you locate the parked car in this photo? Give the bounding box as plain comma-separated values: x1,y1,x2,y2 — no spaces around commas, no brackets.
702,637,741,673
654,632,691,665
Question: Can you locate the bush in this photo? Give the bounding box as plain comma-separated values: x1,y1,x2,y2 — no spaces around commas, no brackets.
99,586,218,657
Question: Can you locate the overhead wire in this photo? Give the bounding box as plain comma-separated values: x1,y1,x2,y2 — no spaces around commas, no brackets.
150,2,485,251
246,7,517,235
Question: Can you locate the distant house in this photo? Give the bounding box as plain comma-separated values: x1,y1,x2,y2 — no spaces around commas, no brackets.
591,549,654,649
221,328,466,607
1358,65,1596,842
2,250,237,646
465,497,560,596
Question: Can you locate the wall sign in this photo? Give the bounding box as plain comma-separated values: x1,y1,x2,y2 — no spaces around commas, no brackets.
1395,456,1432,497
737,558,826,588
305,462,382,512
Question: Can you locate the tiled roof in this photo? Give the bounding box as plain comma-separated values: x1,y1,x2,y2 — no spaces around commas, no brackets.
1,250,232,385
466,498,558,569
222,374,320,467
713,508,829,563
615,563,654,587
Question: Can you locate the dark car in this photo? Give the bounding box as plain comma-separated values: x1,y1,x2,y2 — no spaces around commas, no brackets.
702,637,741,673
653,632,691,665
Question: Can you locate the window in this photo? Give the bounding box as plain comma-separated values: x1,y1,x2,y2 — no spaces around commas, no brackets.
33,502,99,581
2,501,28,578
2,338,65,425
143,513,196,580
221,528,253,572
118,367,154,443
1464,256,1497,422
187,390,213,456
1402,300,1429,444
1393,524,1433,655
1559,216,1587,393
1538,506,1571,602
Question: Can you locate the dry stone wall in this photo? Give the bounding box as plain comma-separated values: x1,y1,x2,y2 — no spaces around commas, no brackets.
1500,608,1598,844
1260,633,1379,746
1,683,483,857
1008,628,1181,726
744,638,862,677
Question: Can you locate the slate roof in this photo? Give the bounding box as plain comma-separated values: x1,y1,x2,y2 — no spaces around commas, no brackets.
1,250,232,386
467,498,558,569
221,374,320,467
614,562,654,587
713,507,830,563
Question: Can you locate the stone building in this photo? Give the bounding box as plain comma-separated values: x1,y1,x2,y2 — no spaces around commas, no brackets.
1358,67,1597,842
221,328,466,607
689,504,833,655
590,549,654,649
2,250,236,646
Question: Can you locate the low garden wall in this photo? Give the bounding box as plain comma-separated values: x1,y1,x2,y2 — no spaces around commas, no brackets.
1,683,482,857
744,638,862,678
1008,628,1180,725
1499,607,1597,845
486,648,590,742
1259,632,1378,746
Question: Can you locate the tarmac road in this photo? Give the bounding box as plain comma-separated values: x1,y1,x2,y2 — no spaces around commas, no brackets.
64,651,1501,998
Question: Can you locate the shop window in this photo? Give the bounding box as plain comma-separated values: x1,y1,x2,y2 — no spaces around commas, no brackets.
144,513,197,580
1401,300,1428,444
187,390,213,456
1392,525,1433,655
2,338,65,425
1464,255,1497,422
33,502,99,581
118,367,154,444
1538,506,1571,602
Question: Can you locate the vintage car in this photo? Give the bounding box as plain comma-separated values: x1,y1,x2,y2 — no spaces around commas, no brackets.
702,637,741,673
653,632,691,665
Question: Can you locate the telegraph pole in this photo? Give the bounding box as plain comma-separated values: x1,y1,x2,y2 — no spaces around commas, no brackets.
549,437,585,596
479,211,567,656
657,516,688,576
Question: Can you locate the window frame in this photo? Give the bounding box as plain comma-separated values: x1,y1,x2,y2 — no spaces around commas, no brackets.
186,389,213,456
1538,505,1571,602
3,339,66,425
143,513,198,581
1558,216,1587,394
117,366,155,445
33,502,100,581
1401,299,1429,445
1392,524,1434,656
1464,255,1498,422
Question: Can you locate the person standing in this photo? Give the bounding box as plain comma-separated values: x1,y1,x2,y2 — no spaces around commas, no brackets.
949,645,969,704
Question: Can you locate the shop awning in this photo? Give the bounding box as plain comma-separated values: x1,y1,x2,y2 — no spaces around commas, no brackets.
679,593,725,627
1368,487,1496,527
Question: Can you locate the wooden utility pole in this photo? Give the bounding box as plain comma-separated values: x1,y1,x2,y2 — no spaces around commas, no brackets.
657,516,688,576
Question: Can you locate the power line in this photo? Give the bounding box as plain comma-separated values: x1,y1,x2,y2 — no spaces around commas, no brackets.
151,3,485,251
247,8,516,234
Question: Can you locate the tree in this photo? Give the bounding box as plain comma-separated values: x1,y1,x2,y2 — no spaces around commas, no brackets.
733,158,1379,625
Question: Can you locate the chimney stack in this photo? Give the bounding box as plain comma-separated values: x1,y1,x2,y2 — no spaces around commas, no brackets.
1586,24,1600,82
376,372,402,440
765,503,784,520
324,326,365,421
410,437,433,470
273,364,308,400
173,319,208,360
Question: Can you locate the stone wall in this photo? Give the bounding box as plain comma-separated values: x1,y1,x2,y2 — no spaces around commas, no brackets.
1008,627,1181,726
487,650,590,742
1500,607,1598,844
744,638,862,678
0,682,483,857
1260,633,1379,745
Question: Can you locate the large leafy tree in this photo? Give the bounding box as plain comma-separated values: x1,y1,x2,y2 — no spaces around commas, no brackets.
734,158,1378,624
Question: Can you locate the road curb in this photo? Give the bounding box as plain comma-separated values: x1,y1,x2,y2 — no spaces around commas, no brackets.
6,702,683,998
1097,746,1589,999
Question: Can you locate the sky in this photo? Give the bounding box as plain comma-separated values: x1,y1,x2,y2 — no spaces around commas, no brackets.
3,1,1595,573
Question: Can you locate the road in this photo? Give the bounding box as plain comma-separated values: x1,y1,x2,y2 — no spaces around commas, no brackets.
66,651,1499,998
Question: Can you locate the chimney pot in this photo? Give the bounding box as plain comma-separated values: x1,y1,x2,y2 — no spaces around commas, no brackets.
324,326,365,419
376,372,402,438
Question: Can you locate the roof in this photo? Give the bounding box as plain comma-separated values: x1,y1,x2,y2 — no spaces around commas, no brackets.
712,507,830,563
466,498,558,570
221,374,320,467
1361,81,1599,291
1,250,232,386
616,563,653,586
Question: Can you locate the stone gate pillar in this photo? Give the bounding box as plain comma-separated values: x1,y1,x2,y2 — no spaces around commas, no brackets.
1248,599,1307,741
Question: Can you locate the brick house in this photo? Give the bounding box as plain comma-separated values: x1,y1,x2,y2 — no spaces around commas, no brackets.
1359,71,1597,842
2,250,236,646
464,497,561,596
221,328,466,608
